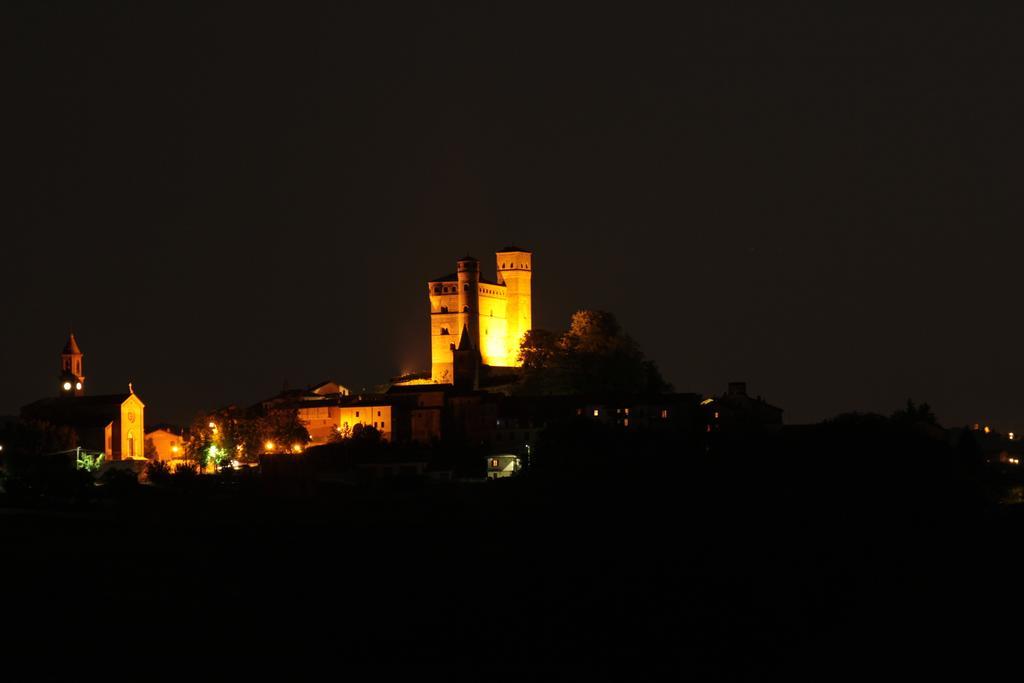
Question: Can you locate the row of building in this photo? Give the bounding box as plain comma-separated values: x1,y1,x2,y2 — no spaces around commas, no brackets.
14,248,785,476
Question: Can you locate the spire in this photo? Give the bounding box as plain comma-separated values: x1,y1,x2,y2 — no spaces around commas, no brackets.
62,333,82,355
457,324,475,351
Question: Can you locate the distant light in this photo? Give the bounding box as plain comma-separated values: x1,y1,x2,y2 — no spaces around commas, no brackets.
75,382,82,391
984,426,991,434
0,445,4,452
593,409,599,417
292,444,302,453
208,422,216,429
1010,432,1015,441
264,441,275,451
171,445,179,454
701,398,714,405
63,382,72,391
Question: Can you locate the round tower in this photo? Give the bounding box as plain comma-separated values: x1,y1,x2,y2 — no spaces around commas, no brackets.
457,256,481,355
496,247,533,365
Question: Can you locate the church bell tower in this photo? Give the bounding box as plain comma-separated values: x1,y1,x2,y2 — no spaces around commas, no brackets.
60,333,85,397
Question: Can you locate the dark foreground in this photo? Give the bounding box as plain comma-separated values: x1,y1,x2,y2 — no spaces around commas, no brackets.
2,443,1021,681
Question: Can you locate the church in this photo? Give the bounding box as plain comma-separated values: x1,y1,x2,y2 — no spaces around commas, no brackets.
21,334,146,461
424,247,533,384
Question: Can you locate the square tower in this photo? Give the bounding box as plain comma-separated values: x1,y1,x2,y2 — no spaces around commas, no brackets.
496,247,532,366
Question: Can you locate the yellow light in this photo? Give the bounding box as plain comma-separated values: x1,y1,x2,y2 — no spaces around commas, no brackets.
701,398,714,405
292,444,302,453
208,422,216,429
1010,432,1015,441
171,445,179,454
984,426,991,434
264,441,275,451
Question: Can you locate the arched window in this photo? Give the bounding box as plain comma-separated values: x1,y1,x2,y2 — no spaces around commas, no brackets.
127,432,135,458
440,327,449,335
463,306,470,312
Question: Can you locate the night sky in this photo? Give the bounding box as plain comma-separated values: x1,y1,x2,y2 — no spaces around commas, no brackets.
4,3,1022,429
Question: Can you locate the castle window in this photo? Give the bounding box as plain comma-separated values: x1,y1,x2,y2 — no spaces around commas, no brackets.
440,327,449,335
463,306,469,312
464,284,469,291
434,285,442,293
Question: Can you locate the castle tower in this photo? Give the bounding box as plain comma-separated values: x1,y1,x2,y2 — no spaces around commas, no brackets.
424,248,532,384
496,247,532,365
457,256,481,355
60,333,85,396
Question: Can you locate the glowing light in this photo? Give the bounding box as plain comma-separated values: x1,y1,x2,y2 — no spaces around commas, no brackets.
171,445,179,454
264,441,275,451
206,444,226,467
1010,432,1015,441
75,382,82,390
984,426,991,434
701,398,714,405
292,444,302,453
63,382,72,391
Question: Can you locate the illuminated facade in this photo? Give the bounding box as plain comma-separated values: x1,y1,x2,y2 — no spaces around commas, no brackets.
298,400,393,444
145,426,184,462
21,334,146,460
428,248,532,383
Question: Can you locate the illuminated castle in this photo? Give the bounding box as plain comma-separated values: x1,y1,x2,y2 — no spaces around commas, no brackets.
427,248,533,383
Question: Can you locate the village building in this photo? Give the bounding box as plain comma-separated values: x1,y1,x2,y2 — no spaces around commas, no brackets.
145,424,184,461
21,334,146,460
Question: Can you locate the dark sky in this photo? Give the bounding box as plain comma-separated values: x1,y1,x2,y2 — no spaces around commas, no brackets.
3,3,1022,429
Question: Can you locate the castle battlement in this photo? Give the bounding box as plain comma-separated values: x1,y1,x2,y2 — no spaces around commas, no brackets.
428,249,533,384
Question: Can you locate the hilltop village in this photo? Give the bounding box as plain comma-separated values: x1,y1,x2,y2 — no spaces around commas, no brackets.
4,247,788,479
9,246,1016,481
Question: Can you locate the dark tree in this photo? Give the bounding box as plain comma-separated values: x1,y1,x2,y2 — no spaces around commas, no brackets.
516,310,671,396
890,399,939,427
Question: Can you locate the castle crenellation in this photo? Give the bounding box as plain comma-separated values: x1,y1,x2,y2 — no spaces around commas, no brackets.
428,247,533,383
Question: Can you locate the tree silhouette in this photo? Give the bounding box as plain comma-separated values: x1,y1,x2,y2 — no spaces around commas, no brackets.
516,310,670,396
